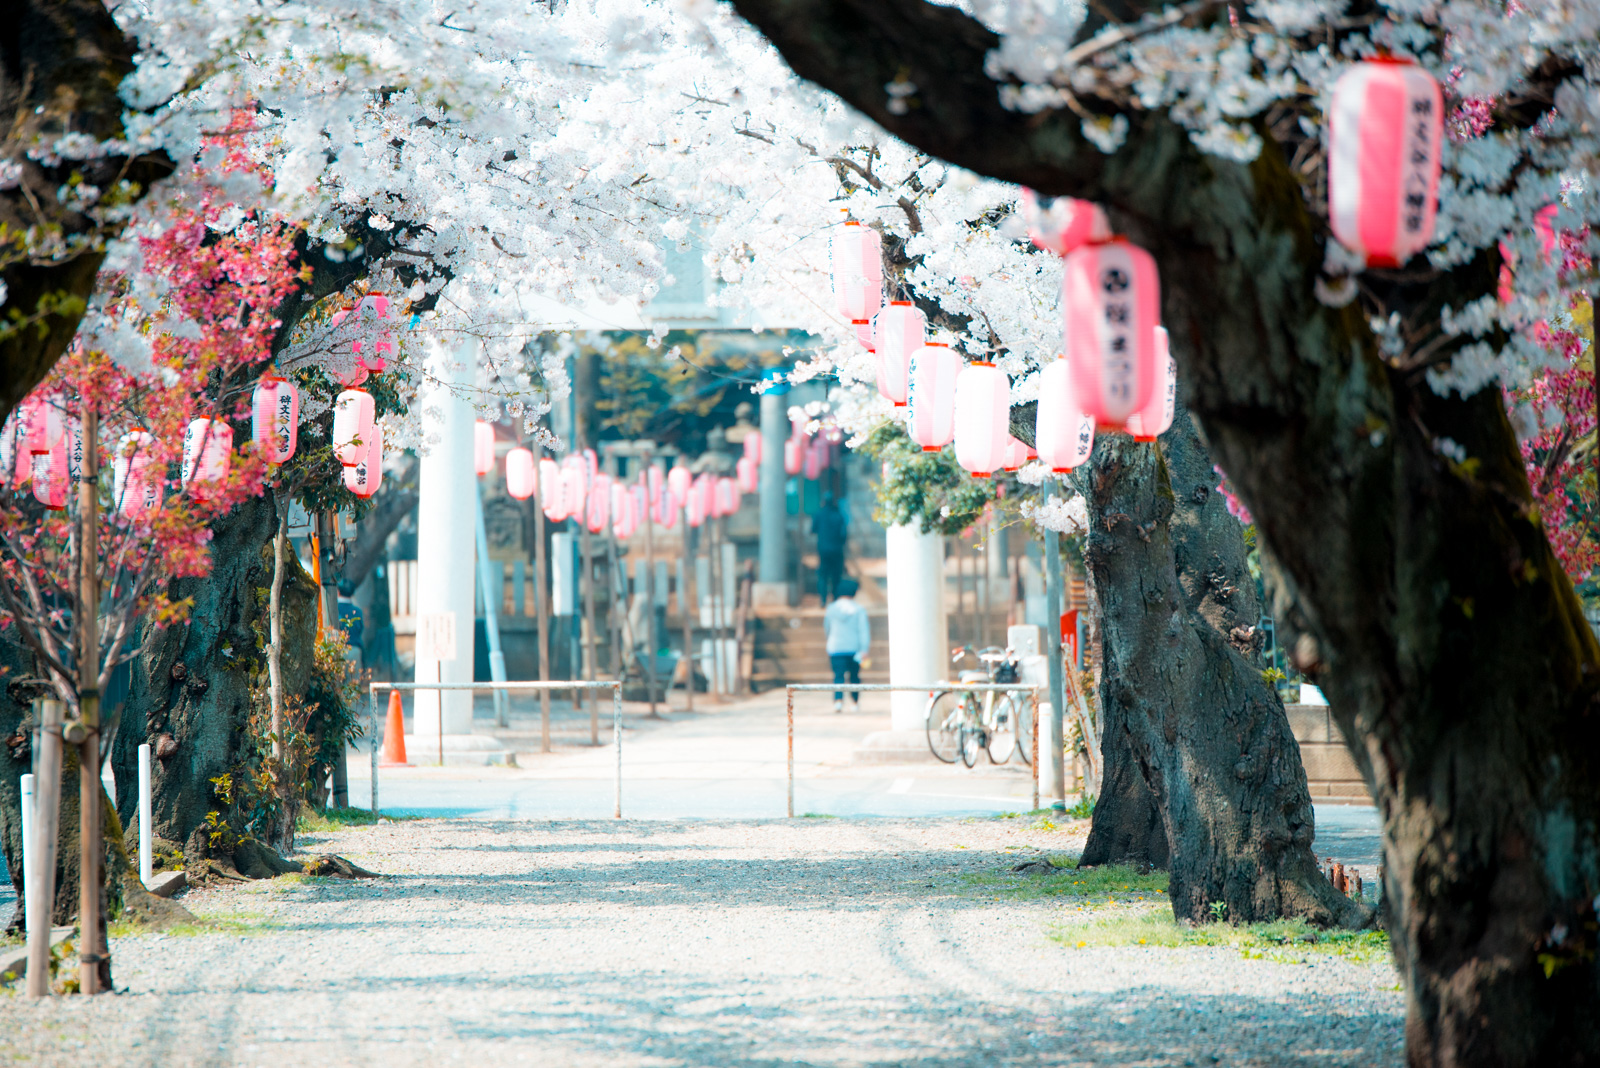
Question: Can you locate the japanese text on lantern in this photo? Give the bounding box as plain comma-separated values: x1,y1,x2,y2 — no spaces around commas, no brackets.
1100,266,1133,404
1403,96,1435,235
276,391,293,451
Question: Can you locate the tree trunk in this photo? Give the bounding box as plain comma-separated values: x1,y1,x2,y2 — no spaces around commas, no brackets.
1077,406,1362,925
1079,723,1168,869
727,4,1600,1058
0,0,172,425
111,494,319,855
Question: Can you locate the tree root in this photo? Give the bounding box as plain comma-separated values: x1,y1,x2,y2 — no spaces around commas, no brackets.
217,838,380,881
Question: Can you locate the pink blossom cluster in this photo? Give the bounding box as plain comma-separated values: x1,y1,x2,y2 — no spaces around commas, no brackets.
1213,465,1253,527
0,116,303,692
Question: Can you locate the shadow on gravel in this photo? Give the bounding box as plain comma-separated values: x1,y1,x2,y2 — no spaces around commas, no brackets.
350,978,1400,1067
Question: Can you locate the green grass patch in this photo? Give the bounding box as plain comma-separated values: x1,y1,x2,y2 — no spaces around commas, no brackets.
109,911,279,940
800,812,839,819
297,806,414,832
961,858,1170,902
1050,907,1391,964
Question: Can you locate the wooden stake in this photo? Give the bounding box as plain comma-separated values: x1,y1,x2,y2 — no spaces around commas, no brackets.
77,405,103,995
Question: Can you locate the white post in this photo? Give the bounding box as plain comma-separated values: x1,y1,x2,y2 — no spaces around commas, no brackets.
138,743,152,886
19,773,33,928
885,522,950,731
411,338,480,761
26,699,63,998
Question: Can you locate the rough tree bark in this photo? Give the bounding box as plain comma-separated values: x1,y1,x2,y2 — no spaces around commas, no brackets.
0,0,172,424
1079,722,1169,870
1078,406,1360,924
728,1,1600,1061
111,494,319,854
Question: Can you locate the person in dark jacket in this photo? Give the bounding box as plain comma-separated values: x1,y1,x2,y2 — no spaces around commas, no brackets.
812,494,848,603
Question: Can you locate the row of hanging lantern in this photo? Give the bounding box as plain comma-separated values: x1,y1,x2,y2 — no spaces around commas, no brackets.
783,410,842,481
487,422,749,539
831,58,1441,481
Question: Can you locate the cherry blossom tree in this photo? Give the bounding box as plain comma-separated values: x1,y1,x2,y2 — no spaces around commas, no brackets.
721,0,1600,1062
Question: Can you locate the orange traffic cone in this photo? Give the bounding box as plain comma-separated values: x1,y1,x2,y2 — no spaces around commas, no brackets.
379,690,410,766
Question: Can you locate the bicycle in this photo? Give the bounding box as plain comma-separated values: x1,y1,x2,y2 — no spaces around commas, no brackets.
925,645,1032,767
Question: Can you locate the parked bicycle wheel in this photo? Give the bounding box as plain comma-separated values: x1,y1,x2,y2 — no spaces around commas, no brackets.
985,694,1018,764
1012,695,1034,765
959,723,982,768
925,690,965,763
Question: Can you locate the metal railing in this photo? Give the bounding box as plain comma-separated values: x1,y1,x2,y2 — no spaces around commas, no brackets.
366,681,623,817
784,683,1043,818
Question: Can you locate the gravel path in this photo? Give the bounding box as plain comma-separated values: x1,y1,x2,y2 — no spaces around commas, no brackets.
0,816,1404,1067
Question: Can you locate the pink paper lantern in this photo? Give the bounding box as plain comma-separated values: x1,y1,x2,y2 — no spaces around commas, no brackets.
716,476,739,517
352,293,395,372
874,302,925,407
1327,58,1443,268
801,442,822,481
344,422,384,499
0,410,22,488
1020,190,1111,256
473,420,495,477
113,429,161,521
1126,327,1177,442
540,458,566,521
1063,239,1162,427
686,477,708,528
22,395,64,456
585,472,611,534
735,455,758,494
742,432,762,467
1034,358,1095,472
252,374,299,463
631,483,648,530
831,220,883,324
953,362,1011,479
697,474,716,520
610,480,632,538
182,417,233,499
332,389,375,467
1001,436,1034,472
658,492,679,530
906,342,960,452
31,438,68,510
783,438,802,477
667,464,692,507
562,459,589,522
505,446,537,500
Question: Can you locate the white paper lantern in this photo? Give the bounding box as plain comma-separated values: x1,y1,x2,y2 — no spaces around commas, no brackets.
506,447,537,501
667,464,692,507
586,472,612,534
831,220,883,324
473,420,495,477
252,374,299,464
736,455,758,494
953,362,1011,478
182,417,233,498
344,422,384,499
332,389,375,467
1063,239,1162,427
1034,358,1095,472
906,342,960,452
114,430,161,521
1125,327,1177,442
31,439,68,510
874,301,925,408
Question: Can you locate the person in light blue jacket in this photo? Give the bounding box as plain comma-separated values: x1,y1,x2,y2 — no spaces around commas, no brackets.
823,578,871,712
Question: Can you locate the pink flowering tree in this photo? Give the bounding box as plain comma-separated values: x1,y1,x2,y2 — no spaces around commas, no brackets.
0,161,300,718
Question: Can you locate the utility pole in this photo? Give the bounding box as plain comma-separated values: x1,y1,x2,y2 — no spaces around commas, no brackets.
77,405,104,994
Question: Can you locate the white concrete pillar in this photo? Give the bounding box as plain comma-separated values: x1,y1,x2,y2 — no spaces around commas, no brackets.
886,522,950,731
411,338,479,753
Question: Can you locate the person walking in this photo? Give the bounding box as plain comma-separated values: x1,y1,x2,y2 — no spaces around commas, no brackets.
812,493,848,603
823,578,871,713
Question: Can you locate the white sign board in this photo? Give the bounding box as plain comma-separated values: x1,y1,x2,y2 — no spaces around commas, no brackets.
417,612,458,662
